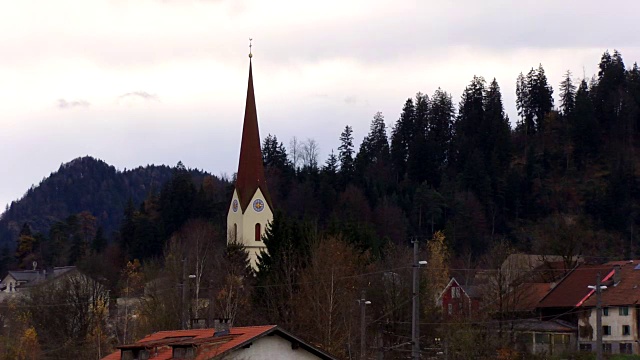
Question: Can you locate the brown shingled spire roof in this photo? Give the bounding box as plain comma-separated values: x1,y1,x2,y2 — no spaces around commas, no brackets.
235,59,272,212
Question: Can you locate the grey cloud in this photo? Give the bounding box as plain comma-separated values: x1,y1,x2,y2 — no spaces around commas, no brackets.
117,91,160,102
343,96,357,105
57,99,90,109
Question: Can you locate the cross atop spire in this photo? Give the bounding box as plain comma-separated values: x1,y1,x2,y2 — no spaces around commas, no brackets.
249,38,253,59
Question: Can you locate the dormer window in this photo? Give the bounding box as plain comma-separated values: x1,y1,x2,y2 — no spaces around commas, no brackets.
120,348,149,360
172,346,196,359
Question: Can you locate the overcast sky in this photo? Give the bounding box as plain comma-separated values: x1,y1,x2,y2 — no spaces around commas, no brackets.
1,0,640,211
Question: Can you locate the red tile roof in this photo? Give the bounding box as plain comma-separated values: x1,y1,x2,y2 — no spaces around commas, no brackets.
537,263,616,308
234,60,272,212
101,325,275,360
101,325,337,360
583,260,640,307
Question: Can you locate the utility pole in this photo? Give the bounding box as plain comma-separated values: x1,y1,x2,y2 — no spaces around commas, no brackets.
588,272,607,360
412,239,420,360
595,273,603,360
358,291,371,360
181,258,187,330
208,279,214,328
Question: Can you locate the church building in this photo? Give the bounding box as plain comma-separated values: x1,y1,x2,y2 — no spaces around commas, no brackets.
226,49,273,268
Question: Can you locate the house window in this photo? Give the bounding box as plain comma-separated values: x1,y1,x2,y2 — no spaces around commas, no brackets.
451,287,460,298
120,349,149,360
448,303,452,315
535,334,550,344
172,347,195,359
620,343,633,354
603,307,609,316
603,326,611,336
255,223,261,241
553,334,569,344
623,325,631,336
603,343,612,353
579,343,592,352
619,306,629,316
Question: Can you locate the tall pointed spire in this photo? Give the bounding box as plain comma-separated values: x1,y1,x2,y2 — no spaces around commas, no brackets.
235,54,271,212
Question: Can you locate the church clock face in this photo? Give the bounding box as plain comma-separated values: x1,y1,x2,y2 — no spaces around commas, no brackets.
253,199,264,212
232,199,239,212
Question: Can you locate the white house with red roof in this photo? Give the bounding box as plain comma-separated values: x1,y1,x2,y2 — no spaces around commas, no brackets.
101,322,337,360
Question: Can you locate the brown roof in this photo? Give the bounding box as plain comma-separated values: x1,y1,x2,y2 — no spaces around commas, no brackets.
583,260,640,307
537,263,616,308
234,59,272,212
514,283,554,311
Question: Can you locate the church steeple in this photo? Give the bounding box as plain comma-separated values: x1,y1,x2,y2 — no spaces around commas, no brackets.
227,43,274,269
234,55,272,212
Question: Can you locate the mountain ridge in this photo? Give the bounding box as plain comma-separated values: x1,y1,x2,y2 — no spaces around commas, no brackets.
0,156,213,248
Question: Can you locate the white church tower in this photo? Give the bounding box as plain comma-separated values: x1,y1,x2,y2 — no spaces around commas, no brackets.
227,47,273,268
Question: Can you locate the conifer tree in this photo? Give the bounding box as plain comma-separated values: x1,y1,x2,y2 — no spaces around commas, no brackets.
571,79,599,164
407,93,429,183
427,88,455,178
559,70,577,116
262,134,289,171
390,98,415,181
338,125,355,179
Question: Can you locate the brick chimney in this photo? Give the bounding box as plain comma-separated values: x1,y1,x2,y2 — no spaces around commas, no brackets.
614,265,622,285
213,318,230,337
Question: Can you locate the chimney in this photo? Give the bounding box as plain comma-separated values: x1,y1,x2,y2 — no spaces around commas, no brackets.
213,318,230,337
614,265,622,285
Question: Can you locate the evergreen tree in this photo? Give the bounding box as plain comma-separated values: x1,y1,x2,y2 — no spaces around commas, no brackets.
323,150,339,175
263,134,290,171
390,98,415,181
594,50,626,132
356,112,390,168
484,78,512,175
453,76,486,173
160,161,196,239
516,72,535,136
421,88,455,187
338,125,355,180
407,93,429,183
559,70,577,116
255,211,312,329
91,226,107,253
516,65,554,134
119,197,136,254
531,64,554,133
571,79,599,164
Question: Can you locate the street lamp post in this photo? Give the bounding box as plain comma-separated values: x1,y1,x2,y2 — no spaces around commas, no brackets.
358,291,371,360
412,239,428,360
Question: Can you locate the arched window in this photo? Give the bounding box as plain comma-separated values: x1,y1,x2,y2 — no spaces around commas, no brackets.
255,223,261,241
233,223,238,242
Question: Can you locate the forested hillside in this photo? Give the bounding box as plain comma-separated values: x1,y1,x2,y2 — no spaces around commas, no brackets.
0,157,218,265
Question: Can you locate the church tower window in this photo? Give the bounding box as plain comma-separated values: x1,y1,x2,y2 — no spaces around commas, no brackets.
255,223,261,241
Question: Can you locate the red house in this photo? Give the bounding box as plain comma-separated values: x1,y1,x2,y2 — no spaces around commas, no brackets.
436,277,481,319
